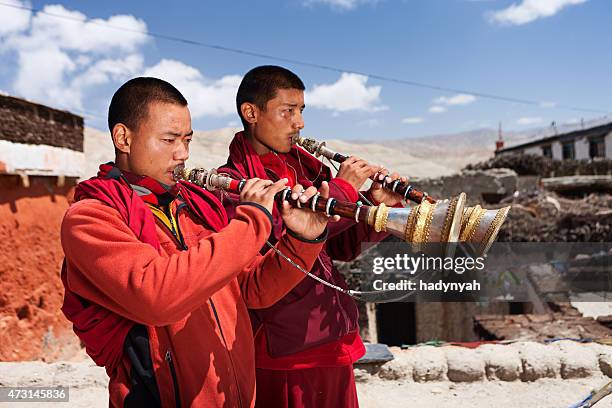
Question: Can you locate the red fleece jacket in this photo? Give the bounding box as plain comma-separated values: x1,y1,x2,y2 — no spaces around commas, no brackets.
61,176,325,407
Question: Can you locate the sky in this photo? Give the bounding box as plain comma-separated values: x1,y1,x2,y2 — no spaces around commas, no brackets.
0,0,610,140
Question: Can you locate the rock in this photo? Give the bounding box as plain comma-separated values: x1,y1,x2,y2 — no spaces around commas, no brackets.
445,347,485,382
551,340,599,379
410,346,447,382
476,344,522,381
512,342,561,381
353,367,373,383
585,343,612,378
378,350,413,381
413,168,518,205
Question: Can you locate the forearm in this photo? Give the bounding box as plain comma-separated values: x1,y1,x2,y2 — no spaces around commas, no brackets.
240,229,327,309
62,201,272,326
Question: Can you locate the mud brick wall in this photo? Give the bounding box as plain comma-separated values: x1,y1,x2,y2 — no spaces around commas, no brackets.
0,94,84,152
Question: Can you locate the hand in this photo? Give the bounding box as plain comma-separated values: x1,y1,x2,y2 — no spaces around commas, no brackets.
281,181,340,240
239,177,288,215
336,156,378,191
369,167,407,207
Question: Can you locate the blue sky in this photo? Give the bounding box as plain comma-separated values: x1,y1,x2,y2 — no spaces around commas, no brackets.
0,0,609,140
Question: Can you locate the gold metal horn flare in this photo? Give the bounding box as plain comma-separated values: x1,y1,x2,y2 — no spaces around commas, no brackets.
460,205,511,255
375,193,466,255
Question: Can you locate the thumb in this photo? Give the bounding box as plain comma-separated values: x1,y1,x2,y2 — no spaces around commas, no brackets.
319,180,330,199
281,200,291,215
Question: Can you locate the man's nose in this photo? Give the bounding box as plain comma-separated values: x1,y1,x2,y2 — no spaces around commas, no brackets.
174,142,189,161
294,112,304,130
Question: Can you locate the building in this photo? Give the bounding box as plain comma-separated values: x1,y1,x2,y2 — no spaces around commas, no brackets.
495,121,612,160
0,94,84,361
0,93,84,185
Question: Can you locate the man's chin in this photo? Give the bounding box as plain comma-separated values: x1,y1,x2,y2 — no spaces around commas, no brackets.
278,144,292,154
157,174,177,187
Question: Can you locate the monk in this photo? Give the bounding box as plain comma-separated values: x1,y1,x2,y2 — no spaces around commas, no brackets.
60,77,333,407
219,65,406,408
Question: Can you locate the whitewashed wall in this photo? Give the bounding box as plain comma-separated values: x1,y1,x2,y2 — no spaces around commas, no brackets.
0,140,84,177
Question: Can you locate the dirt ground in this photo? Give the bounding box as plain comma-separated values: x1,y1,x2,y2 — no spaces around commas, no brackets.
0,360,610,408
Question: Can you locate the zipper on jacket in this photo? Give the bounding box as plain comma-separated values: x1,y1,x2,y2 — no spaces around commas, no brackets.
164,204,188,250
208,298,244,408
165,350,181,408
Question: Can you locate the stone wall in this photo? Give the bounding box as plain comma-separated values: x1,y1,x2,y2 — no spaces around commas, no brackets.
0,94,83,152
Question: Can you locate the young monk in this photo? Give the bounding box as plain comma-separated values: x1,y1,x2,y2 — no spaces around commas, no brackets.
60,77,333,407
218,66,406,408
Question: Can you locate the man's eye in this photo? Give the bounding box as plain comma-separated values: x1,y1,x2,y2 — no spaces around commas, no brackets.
185,139,192,144
163,139,175,143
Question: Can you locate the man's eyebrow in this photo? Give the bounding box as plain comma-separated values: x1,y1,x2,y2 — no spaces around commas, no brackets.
282,103,305,108
163,130,194,137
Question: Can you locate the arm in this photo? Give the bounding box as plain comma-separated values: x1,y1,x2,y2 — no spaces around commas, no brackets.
238,228,326,309
325,186,393,262
61,199,273,326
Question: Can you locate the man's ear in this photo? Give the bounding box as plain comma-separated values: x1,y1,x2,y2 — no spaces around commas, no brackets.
240,102,258,125
112,123,131,154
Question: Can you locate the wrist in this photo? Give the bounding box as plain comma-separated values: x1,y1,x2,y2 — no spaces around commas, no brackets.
286,227,328,243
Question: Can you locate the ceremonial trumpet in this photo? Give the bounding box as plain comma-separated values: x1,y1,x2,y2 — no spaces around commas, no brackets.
292,135,435,204
173,166,470,253
292,135,511,255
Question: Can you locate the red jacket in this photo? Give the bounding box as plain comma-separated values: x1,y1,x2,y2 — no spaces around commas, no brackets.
218,132,390,368
60,175,325,407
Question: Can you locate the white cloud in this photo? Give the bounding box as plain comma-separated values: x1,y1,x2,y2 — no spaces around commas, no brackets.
303,0,379,11
0,0,31,37
9,5,148,53
429,106,447,114
401,117,424,124
143,59,241,118
0,2,149,111
433,93,476,106
489,0,588,26
517,116,543,125
73,54,144,89
306,73,387,113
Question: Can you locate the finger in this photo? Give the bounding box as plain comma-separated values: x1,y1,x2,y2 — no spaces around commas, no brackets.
354,159,370,168
281,200,291,215
340,156,357,167
250,178,273,192
376,168,389,181
362,166,380,178
291,184,305,200
319,181,330,199
300,186,318,203
382,172,401,186
266,178,288,194
240,177,259,192
332,215,341,222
